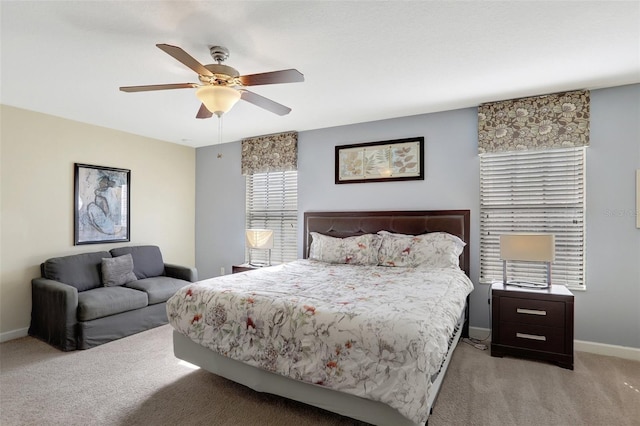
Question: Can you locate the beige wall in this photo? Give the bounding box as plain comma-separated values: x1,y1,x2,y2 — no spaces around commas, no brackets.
0,105,195,337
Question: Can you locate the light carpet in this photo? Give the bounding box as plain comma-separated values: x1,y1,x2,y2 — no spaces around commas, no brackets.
1,325,638,425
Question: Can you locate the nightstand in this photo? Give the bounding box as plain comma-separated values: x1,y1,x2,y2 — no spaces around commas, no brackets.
231,264,260,274
491,282,574,370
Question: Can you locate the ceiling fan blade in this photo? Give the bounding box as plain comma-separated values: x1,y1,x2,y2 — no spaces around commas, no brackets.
120,83,198,92
240,90,292,116
156,44,213,76
238,69,304,86
196,103,213,119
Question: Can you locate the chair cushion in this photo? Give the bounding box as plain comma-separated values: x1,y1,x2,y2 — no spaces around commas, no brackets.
110,246,165,279
125,276,189,305
77,287,148,321
43,251,111,292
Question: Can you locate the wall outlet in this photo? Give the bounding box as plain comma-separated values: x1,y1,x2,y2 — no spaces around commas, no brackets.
220,267,225,275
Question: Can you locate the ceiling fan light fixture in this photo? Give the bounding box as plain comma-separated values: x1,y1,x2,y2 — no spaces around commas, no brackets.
196,85,241,117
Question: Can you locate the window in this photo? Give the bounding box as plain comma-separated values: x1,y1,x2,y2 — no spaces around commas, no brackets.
245,170,298,264
480,147,586,290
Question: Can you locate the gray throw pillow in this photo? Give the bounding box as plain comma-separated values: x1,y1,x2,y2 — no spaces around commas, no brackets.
102,254,138,287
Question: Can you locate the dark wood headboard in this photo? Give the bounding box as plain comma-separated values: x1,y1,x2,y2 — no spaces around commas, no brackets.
303,210,470,277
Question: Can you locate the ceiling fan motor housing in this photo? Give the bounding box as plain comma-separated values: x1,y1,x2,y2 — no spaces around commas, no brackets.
200,64,240,86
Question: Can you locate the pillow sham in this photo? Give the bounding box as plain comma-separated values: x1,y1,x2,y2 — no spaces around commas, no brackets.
101,253,138,287
377,231,465,269
309,232,382,265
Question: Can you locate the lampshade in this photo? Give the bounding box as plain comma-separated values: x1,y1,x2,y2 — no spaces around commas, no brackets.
500,233,555,262
196,86,241,117
245,229,274,249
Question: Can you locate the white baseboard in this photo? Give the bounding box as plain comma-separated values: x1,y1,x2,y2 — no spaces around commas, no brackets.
469,326,492,341
0,327,28,343
468,326,640,362
574,340,640,361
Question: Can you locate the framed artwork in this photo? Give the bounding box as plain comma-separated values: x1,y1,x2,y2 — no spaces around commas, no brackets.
335,137,424,184
74,163,130,245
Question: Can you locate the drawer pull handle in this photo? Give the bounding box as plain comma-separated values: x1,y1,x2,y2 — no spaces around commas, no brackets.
516,332,546,341
517,308,547,316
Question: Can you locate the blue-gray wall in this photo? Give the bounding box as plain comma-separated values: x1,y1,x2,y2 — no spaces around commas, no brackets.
196,83,640,348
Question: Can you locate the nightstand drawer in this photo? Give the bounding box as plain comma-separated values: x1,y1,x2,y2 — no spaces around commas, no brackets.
500,296,565,327
499,322,565,354
232,265,259,273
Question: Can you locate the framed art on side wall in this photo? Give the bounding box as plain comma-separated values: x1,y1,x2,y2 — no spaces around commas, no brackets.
335,137,424,184
74,163,130,245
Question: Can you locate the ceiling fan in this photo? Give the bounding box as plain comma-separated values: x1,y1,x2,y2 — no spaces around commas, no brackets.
120,44,304,118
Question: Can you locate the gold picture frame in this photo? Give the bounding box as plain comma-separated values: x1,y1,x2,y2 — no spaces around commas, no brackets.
335,137,424,184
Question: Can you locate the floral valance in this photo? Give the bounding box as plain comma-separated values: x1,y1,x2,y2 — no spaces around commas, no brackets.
478,90,590,154
241,131,298,175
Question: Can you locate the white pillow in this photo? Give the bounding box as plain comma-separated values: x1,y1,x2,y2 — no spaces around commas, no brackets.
377,231,465,268
309,232,382,265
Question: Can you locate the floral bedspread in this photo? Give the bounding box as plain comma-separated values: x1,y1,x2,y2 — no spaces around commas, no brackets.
166,259,474,424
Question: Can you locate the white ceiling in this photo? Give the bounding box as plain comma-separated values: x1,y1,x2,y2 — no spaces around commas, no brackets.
2,1,639,148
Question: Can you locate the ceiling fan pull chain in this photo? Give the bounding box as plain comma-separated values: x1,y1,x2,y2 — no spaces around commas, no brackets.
216,115,224,159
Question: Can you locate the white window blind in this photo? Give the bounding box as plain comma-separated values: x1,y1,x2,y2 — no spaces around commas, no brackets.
246,171,298,264
480,147,586,289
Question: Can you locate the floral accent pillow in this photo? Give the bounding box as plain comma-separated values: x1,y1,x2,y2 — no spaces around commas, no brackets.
309,232,382,265
377,231,465,269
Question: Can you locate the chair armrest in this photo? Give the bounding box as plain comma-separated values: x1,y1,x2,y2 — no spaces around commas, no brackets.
29,278,79,351
164,263,198,282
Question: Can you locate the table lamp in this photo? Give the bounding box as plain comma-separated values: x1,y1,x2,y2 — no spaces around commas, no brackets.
245,229,274,266
500,233,555,288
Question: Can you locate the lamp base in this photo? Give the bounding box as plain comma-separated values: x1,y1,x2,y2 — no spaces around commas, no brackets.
505,280,550,289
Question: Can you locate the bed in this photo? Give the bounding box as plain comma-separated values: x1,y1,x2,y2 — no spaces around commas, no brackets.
168,210,472,425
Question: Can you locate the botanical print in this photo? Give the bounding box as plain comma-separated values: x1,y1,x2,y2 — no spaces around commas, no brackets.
75,164,129,244
478,90,590,154
241,131,297,175
390,142,419,176
167,260,473,424
338,148,364,179
363,146,389,176
337,139,423,182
